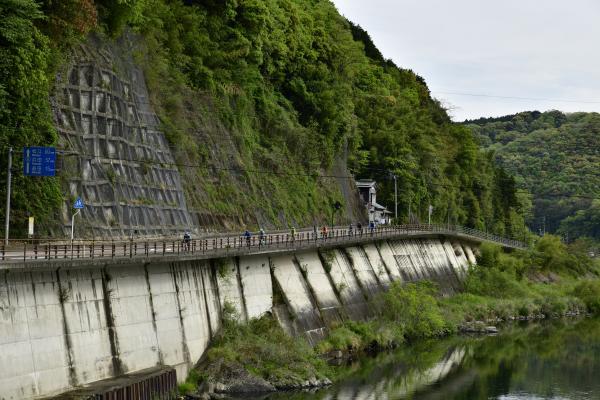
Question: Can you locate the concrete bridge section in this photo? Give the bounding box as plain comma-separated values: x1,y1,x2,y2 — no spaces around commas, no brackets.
0,226,523,399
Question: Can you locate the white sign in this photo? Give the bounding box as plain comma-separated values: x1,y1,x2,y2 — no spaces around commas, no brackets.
28,217,34,236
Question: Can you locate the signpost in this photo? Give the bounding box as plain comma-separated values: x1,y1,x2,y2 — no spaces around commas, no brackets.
71,197,84,240
3,146,57,243
23,147,56,176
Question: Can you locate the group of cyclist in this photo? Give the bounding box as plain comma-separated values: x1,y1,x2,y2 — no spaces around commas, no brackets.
183,221,378,250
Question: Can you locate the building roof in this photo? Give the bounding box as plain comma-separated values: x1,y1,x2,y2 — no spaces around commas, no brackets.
356,180,376,189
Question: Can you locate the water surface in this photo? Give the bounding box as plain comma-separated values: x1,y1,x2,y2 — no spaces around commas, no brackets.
257,318,600,400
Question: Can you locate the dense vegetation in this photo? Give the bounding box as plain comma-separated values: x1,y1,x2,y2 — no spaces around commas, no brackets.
466,111,600,241
1,0,526,236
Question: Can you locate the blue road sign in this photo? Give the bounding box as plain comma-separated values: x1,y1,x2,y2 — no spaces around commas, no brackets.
23,147,56,176
73,197,85,209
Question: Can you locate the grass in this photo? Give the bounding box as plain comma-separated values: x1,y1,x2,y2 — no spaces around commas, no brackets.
191,303,330,391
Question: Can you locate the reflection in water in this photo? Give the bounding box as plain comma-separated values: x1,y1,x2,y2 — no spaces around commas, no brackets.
251,318,600,400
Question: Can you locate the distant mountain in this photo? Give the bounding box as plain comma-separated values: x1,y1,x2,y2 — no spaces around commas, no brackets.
465,111,600,239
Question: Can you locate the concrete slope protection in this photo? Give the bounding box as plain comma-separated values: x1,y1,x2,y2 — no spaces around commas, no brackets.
0,237,474,399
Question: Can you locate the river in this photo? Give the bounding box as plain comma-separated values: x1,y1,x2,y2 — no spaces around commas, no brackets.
249,318,600,400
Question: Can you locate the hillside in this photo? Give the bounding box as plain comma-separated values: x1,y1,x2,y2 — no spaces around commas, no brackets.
0,0,524,238
466,111,600,239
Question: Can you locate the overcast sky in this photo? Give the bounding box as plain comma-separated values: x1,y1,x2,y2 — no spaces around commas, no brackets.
332,0,600,121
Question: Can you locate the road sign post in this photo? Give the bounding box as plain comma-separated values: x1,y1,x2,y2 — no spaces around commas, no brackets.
71,197,84,240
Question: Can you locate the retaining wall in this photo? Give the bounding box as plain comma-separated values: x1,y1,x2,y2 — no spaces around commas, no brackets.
0,237,475,399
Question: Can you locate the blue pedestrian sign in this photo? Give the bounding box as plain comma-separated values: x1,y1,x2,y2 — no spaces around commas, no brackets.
73,197,85,209
23,147,56,176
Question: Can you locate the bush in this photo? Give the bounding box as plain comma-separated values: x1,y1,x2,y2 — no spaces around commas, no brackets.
375,281,447,340
464,265,527,299
573,280,600,314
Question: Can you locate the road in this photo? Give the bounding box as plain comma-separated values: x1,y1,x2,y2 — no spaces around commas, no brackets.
0,224,526,264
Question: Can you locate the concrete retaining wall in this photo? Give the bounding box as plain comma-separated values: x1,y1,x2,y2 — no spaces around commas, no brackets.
0,236,475,399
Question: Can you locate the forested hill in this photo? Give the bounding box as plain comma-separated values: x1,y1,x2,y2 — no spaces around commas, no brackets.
1,0,524,238
466,111,600,240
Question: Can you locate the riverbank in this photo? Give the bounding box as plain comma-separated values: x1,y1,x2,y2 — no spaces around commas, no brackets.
179,236,600,399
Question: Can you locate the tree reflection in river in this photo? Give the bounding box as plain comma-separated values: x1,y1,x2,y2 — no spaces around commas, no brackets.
246,318,600,400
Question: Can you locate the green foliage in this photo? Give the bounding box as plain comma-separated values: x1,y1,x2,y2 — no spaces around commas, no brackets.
178,368,204,395
83,0,525,231
1,0,531,234
467,111,600,239
532,234,594,276
205,312,329,386
376,281,448,339
573,280,600,314
0,0,63,236
558,200,600,240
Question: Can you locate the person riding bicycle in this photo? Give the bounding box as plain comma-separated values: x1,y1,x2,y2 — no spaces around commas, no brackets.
244,230,252,248
357,222,363,236
348,223,354,237
259,228,266,247
321,225,328,240
290,226,296,242
183,231,191,251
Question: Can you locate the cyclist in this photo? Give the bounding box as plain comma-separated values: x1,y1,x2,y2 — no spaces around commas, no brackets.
244,230,252,248
259,228,266,247
183,231,191,252
290,226,296,243
357,222,363,236
348,223,354,237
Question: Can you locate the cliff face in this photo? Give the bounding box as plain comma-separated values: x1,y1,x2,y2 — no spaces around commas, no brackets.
52,33,366,238
53,34,195,238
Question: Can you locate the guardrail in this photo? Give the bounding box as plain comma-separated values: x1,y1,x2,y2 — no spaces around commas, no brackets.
0,224,527,264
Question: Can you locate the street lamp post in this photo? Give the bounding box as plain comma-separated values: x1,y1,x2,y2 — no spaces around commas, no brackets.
4,147,12,245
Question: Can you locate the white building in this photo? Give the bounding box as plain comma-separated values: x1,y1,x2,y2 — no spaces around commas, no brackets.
356,180,392,224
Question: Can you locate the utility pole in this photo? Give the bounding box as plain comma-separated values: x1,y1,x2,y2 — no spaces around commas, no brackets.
4,147,12,245
428,204,433,226
393,175,397,222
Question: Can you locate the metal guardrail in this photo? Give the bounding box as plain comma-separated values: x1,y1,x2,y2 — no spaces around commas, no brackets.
0,224,527,264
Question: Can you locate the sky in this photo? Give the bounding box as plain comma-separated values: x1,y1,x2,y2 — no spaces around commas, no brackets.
332,0,600,121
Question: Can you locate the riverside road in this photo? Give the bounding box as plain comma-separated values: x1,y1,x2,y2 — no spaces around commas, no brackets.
0,224,526,267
